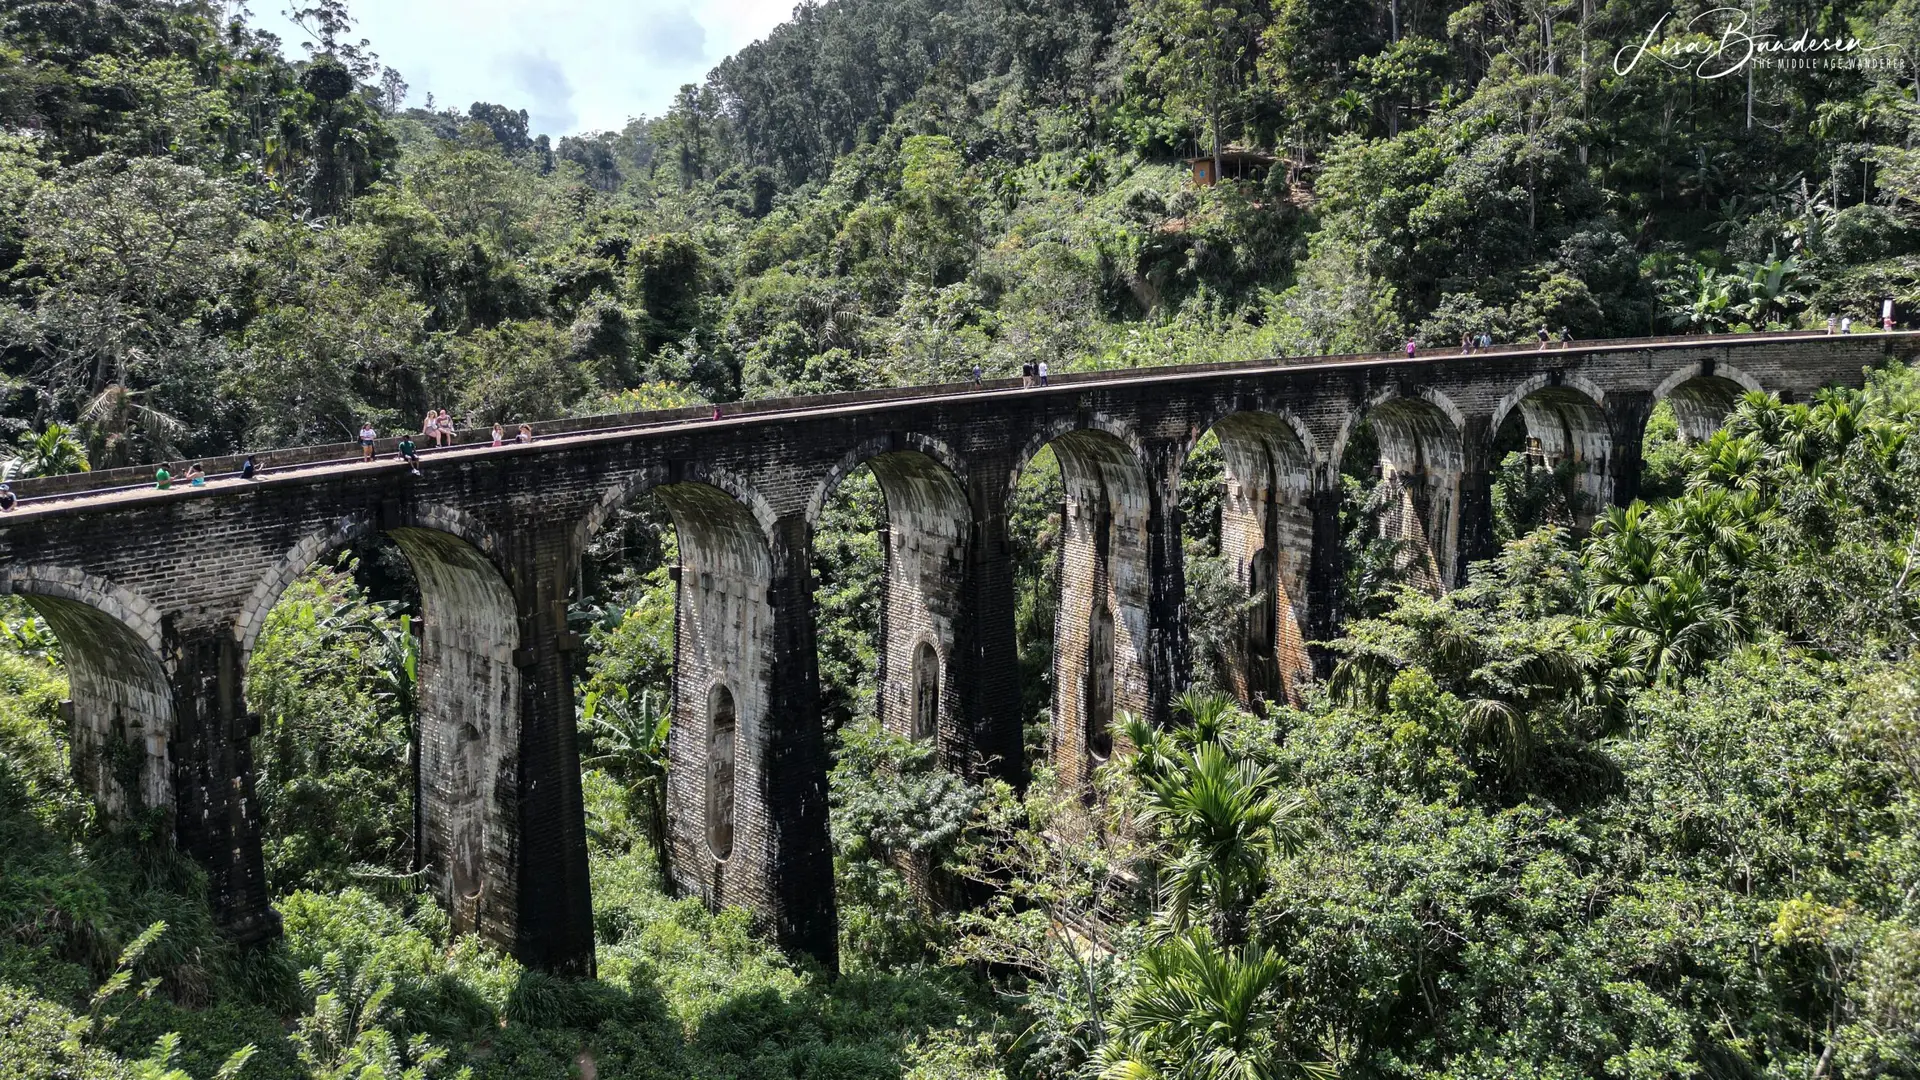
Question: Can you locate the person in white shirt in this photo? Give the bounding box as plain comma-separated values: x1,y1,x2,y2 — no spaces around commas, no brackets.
1037,360,1050,386
359,423,377,461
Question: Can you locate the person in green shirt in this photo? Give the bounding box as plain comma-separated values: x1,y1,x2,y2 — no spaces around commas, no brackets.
396,433,421,475
155,463,171,490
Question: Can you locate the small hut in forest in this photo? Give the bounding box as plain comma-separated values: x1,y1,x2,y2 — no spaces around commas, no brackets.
1187,145,1277,187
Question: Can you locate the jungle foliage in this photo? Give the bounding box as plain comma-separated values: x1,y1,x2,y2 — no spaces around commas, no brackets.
4,0,1920,1077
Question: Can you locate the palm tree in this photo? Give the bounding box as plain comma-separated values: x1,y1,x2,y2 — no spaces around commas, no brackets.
81,384,184,469
1586,504,1661,610
1098,928,1332,1080
1333,89,1368,133
582,685,671,877
5,423,90,478
1123,713,1311,946
1598,569,1746,685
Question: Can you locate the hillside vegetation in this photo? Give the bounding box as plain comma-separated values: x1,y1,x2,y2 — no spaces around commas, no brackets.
2,0,1920,1078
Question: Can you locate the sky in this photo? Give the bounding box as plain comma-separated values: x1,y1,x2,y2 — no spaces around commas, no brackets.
252,0,799,137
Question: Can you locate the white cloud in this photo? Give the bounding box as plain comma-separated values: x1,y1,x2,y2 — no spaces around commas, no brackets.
255,0,796,136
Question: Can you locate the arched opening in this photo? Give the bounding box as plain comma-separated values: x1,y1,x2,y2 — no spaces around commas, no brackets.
809,445,971,955
1489,386,1611,537
1008,428,1150,787
0,572,172,821
383,526,519,941
809,447,969,747
1663,372,1750,442
1178,412,1315,707
1085,602,1114,759
570,484,678,892
706,684,737,861
243,534,422,896
1339,396,1466,599
647,480,775,913
911,641,939,742
238,516,517,944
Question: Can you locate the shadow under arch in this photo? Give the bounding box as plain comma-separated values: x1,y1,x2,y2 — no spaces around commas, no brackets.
1343,390,1468,593
0,566,172,817
812,440,972,761
1019,426,1152,790
1187,411,1316,706
1655,360,1765,441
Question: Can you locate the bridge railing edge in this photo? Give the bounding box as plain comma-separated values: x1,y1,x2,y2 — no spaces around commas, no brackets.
4,329,1910,505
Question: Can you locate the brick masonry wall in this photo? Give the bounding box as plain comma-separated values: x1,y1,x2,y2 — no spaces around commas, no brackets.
0,333,1908,973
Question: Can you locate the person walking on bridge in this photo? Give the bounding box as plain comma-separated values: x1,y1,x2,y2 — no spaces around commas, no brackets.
1038,360,1050,386
1405,337,1418,358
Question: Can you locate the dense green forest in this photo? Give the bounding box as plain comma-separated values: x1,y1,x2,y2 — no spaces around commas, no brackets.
3,0,1920,1077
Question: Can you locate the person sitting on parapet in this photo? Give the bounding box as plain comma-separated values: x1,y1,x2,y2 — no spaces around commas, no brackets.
185,463,206,487
517,423,534,444
491,422,504,447
155,462,172,490
0,484,16,511
396,432,421,475
240,455,258,480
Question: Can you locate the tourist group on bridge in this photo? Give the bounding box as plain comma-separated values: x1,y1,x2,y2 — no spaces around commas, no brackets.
0,324,1907,513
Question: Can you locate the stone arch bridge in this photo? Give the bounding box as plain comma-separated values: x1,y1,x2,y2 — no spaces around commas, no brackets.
0,332,1907,977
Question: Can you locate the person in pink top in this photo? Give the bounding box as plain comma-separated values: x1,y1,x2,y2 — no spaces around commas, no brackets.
1405,338,1417,358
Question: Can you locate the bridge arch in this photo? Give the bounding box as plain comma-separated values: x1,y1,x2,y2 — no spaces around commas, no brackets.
808,436,972,759
1008,424,1152,788
1654,360,1765,441
229,504,520,940
1178,411,1316,706
0,566,172,817
645,479,779,916
1488,379,1615,526
1337,387,1468,593
1004,413,1148,512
